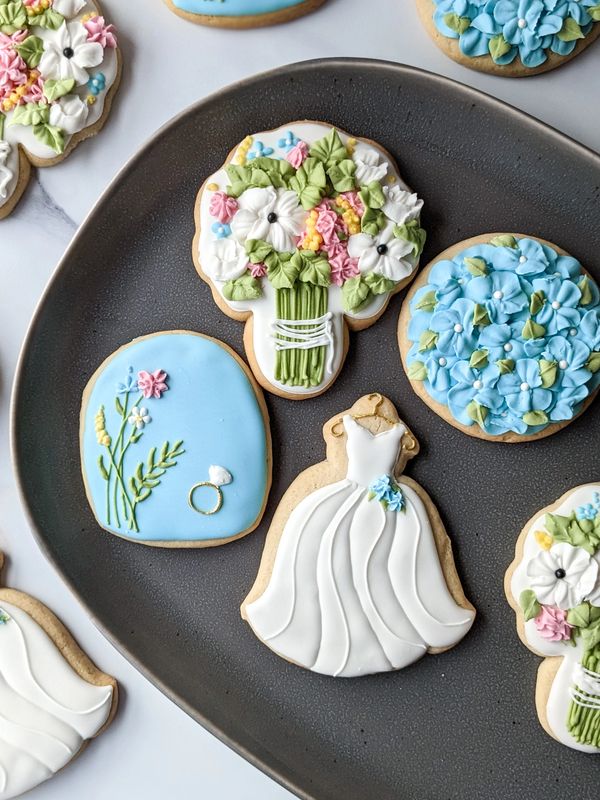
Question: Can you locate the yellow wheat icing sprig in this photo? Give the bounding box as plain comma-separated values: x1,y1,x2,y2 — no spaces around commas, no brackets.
232,136,253,166
94,406,111,447
1,70,40,113
335,196,361,235
300,209,323,251
24,0,50,16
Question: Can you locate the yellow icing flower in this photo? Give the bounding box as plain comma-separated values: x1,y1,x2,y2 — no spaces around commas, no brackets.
346,137,357,156
534,530,553,550
232,135,253,166
300,209,323,251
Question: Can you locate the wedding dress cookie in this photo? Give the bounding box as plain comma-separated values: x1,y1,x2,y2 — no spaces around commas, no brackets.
242,393,475,677
194,121,426,399
506,484,600,752
0,551,117,798
164,0,327,28
80,331,272,547
0,0,120,218
399,233,600,441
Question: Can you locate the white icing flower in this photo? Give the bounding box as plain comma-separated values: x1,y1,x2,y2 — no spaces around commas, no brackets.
352,142,388,185
52,0,87,15
39,21,103,86
0,140,12,199
205,238,248,283
347,223,414,282
209,465,233,486
382,185,423,225
527,542,598,610
231,187,305,253
48,94,89,135
586,553,600,607
128,407,151,430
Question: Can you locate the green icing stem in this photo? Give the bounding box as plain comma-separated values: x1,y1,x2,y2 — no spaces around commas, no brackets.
567,643,600,748
274,283,328,388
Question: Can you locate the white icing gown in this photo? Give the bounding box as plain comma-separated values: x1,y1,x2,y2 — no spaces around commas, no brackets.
0,602,114,800
245,416,475,677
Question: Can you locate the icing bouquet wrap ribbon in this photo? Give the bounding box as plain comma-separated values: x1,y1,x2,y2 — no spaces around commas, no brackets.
194,122,426,399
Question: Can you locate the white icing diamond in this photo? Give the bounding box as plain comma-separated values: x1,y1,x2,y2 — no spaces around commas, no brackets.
209,465,233,486
453,323,463,333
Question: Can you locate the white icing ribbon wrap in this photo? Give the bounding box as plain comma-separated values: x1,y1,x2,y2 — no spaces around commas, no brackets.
271,312,335,374
570,663,600,709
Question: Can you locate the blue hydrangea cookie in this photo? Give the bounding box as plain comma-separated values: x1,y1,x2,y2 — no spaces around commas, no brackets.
398,234,600,442
415,0,600,76
164,0,327,28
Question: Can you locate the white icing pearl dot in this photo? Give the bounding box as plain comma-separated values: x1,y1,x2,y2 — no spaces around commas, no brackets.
569,328,577,336
559,359,568,369
493,290,504,300
504,342,513,352
519,255,527,263
552,300,561,310
473,379,483,390
518,17,527,28
520,382,530,392
438,357,447,366
453,323,463,333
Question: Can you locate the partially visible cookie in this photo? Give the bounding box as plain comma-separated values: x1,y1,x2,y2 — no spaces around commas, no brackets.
0,0,120,219
0,551,118,799
399,233,600,442
163,0,326,27
416,0,600,77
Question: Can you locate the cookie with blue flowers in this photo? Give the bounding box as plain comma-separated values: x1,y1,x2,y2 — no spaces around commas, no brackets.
416,0,600,76
398,234,600,442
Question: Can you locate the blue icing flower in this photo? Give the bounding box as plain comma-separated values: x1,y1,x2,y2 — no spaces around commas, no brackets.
491,237,551,277
548,383,588,421
532,276,582,334
407,309,435,343
211,221,231,239
482,401,528,435
117,366,138,394
277,130,299,151
426,258,471,306
465,270,528,323
576,492,600,520
447,361,502,425
543,335,591,388
546,253,585,280
369,475,392,501
87,72,106,96
497,357,553,414
493,0,563,68
578,308,600,350
247,141,274,160
430,298,478,357
478,321,529,360
423,349,460,402
385,488,406,512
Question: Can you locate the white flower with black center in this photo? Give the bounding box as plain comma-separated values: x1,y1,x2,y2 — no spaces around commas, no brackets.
527,542,598,610
347,223,414,282
39,21,104,86
231,187,305,253
352,142,388,185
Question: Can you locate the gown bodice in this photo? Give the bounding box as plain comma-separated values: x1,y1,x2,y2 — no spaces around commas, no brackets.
344,415,406,487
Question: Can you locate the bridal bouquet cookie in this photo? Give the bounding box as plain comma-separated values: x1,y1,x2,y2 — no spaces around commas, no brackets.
241,394,475,677
399,234,600,441
0,0,120,218
164,0,327,27
194,122,426,399
507,484,600,752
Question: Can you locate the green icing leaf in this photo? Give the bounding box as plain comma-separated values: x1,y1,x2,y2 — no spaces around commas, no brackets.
309,128,348,169
443,12,470,34
466,400,488,427
32,123,65,154
415,290,437,312
578,275,594,306
0,0,26,33
464,256,488,277
0,113,4,140
519,589,541,623
586,351,600,373
589,4,600,20
529,290,545,316
361,207,386,236
9,101,49,128
292,250,331,287
359,180,385,210
496,358,515,375
364,271,396,295
342,276,371,313
327,159,356,193
489,34,512,62
33,7,64,29
522,318,546,340
288,157,327,210
407,361,427,381
97,455,109,481
222,272,262,302
15,35,44,68
523,410,548,426
43,78,76,102
469,349,488,369
393,219,426,258
473,303,491,327
545,511,600,555
581,619,600,650
568,602,592,629
245,239,273,264
539,359,558,388
225,157,294,197
490,234,518,248
418,329,438,352
265,251,299,290
558,16,585,41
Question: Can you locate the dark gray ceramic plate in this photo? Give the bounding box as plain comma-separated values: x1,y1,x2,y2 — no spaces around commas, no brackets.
13,60,600,800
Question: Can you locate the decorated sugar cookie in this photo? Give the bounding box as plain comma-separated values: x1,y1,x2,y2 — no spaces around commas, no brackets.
0,0,120,218
241,394,475,677
80,331,272,547
0,551,117,799
399,234,600,442
194,122,426,399
164,0,327,28
416,0,600,76
507,484,600,752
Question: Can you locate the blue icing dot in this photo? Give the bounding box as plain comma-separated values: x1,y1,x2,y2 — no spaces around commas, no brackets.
82,332,269,543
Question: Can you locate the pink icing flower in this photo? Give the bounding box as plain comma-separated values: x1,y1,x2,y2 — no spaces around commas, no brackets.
534,605,574,642
0,49,27,100
314,201,340,248
339,190,364,217
0,31,27,51
286,140,309,169
84,15,118,49
328,243,359,287
209,191,238,224
137,369,169,399
249,262,267,278
23,74,45,104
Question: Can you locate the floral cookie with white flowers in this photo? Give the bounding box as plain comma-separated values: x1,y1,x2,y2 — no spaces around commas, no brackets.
194,121,426,399
507,484,600,752
164,0,327,28
80,331,272,547
0,0,120,218
416,0,600,77
398,233,600,441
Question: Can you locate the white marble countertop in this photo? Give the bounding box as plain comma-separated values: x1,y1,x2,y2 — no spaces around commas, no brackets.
1,1,599,798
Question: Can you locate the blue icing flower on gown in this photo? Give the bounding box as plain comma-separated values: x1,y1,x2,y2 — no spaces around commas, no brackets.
81,332,270,544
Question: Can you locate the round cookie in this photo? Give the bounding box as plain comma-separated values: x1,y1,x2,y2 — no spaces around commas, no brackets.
506,484,600,752
0,0,121,219
241,393,475,677
398,233,600,442
80,331,272,547
163,0,327,28
0,551,118,798
416,0,600,77
194,121,426,400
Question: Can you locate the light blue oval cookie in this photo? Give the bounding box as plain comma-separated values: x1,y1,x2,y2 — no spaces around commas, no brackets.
80,331,271,547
